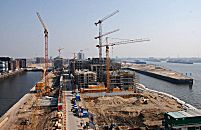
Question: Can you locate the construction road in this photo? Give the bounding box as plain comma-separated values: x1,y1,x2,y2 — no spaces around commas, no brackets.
65,91,82,130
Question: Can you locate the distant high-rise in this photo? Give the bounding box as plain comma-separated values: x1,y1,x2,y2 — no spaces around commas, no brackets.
15,59,26,68
0,57,11,73
77,51,85,60
35,57,45,64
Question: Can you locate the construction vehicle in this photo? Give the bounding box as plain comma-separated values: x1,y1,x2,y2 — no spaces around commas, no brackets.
36,12,50,94
96,37,150,92
35,82,45,92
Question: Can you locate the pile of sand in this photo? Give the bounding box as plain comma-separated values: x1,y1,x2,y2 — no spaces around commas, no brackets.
82,90,182,129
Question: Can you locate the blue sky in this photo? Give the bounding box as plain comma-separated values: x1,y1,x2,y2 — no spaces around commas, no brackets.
1,0,201,58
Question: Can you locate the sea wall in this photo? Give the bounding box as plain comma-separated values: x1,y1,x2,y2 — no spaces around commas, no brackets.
0,85,35,128
136,83,197,110
125,67,193,85
0,69,25,80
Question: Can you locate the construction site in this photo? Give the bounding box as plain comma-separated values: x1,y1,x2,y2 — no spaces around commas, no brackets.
0,12,63,130
1,8,201,130
0,72,61,130
81,90,182,129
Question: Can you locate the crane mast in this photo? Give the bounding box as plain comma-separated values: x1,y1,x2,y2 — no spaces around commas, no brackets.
36,12,49,92
95,10,119,82
97,37,150,92
105,37,110,92
95,10,119,62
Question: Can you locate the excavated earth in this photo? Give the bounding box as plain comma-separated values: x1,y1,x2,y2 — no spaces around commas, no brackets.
81,91,182,129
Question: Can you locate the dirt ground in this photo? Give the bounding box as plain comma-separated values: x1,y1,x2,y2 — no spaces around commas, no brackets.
0,72,59,130
81,90,182,129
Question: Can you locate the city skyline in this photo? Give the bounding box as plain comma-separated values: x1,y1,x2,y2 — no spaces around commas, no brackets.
1,0,201,58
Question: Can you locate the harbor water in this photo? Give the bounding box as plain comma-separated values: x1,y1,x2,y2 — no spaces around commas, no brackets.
0,71,42,116
137,61,201,109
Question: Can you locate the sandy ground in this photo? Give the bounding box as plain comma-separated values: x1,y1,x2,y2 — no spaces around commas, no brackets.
0,72,57,130
81,90,182,129
126,64,191,80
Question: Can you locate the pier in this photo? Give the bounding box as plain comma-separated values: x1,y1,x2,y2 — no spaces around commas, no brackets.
123,64,193,85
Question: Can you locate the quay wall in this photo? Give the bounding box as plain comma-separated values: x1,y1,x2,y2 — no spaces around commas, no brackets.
0,72,44,128
0,84,36,128
125,67,193,85
0,69,25,80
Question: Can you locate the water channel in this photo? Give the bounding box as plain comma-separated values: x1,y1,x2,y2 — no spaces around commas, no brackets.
137,61,201,109
0,71,42,116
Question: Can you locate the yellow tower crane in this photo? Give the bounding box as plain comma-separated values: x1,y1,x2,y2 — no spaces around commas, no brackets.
96,37,150,92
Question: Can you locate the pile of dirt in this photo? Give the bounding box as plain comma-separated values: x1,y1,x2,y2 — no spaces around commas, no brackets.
82,90,182,129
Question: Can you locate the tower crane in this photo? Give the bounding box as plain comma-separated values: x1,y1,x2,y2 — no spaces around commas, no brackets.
96,37,150,92
36,12,50,93
58,48,64,58
95,10,119,61
95,10,119,82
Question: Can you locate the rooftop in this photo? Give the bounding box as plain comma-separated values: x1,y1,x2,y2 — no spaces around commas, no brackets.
167,109,201,119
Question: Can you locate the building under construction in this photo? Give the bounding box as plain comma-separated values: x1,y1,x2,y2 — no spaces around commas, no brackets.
69,57,134,89
53,56,63,70
74,69,97,88
109,70,136,90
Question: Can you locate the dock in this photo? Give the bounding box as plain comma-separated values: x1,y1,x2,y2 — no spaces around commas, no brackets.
123,64,193,85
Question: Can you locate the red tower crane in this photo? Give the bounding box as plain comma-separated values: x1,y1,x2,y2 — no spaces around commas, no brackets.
96,37,150,92
36,12,49,93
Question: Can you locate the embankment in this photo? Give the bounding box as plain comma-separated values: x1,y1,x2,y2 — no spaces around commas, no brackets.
136,83,197,110
0,85,35,129
0,69,25,80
